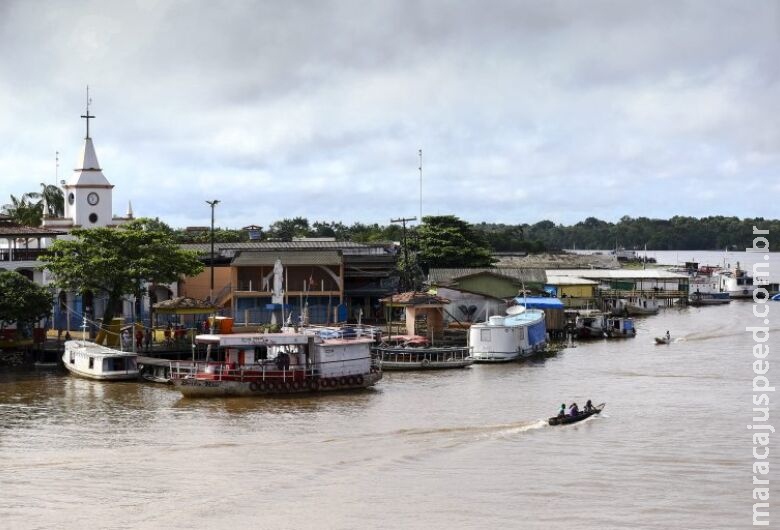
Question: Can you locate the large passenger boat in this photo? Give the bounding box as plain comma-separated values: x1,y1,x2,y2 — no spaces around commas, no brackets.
468,308,547,362
170,332,382,397
62,340,139,381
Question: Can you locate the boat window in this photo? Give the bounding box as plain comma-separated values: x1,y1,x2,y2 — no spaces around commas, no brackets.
88,357,94,369
480,329,491,342
69,352,75,364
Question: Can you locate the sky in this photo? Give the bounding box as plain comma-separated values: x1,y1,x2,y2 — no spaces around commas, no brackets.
1,0,778,229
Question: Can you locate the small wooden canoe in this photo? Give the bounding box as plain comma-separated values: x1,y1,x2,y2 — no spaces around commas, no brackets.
548,403,605,426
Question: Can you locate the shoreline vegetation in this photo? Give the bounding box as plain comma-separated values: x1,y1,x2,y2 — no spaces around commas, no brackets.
164,215,780,252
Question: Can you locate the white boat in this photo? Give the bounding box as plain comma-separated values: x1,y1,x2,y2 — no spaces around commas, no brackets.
615,296,661,316
468,309,547,362
712,264,756,299
170,332,382,397
62,340,139,381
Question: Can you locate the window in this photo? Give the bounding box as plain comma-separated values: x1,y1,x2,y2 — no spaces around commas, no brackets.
88,357,94,369
68,193,74,205
69,352,75,364
480,329,491,342
88,213,98,224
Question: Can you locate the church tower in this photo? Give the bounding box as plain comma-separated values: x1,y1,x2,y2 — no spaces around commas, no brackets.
45,89,132,231
62,92,113,227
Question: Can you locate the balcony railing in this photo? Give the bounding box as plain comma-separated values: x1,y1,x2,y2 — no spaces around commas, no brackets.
0,249,47,262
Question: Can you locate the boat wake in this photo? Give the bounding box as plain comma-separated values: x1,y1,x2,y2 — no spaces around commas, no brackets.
394,418,548,438
678,326,780,343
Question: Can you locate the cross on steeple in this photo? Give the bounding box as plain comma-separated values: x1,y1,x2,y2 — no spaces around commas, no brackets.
80,85,94,139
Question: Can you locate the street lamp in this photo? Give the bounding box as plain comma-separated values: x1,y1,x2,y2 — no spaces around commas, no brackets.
206,200,220,301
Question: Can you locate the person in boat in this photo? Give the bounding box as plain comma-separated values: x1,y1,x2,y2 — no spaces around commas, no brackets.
584,400,594,412
569,402,579,416
666,330,671,342
558,403,566,418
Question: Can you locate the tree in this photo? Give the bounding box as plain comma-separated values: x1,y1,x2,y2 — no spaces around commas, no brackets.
27,183,64,218
41,218,204,338
266,217,312,241
414,215,494,271
0,271,52,330
2,193,43,226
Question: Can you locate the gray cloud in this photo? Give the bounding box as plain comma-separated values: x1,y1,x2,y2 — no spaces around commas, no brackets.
1,0,778,229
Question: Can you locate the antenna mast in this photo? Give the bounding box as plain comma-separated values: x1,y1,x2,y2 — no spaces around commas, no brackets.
418,149,423,222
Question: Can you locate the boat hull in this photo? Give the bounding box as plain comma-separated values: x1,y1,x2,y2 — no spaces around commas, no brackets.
173,371,383,397
548,404,605,425
63,361,139,381
381,359,473,370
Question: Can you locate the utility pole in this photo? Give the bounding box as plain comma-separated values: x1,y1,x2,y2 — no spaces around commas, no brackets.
391,216,417,292
206,200,220,301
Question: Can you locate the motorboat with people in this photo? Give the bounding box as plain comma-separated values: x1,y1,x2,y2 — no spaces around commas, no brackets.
468,306,547,362
169,331,382,397
62,340,139,381
372,335,473,370
549,401,605,426
654,331,673,345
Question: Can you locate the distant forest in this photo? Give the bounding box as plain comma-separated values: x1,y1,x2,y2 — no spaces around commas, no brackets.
170,215,779,252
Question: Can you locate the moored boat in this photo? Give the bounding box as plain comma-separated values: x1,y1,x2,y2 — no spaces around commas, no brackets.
604,316,636,338
62,340,139,381
372,335,473,370
170,332,382,397
575,311,607,339
688,291,731,306
548,403,605,425
616,296,661,316
469,308,547,362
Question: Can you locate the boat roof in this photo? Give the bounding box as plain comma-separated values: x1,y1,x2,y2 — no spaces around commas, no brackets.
472,309,545,327
65,341,137,357
195,333,315,346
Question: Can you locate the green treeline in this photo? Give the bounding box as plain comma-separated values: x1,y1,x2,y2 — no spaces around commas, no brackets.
171,215,779,252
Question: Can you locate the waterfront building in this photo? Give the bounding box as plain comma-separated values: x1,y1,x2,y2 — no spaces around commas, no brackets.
543,275,599,308
177,239,398,325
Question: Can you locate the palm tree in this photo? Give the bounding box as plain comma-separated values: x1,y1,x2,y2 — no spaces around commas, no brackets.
1,194,43,227
26,183,64,217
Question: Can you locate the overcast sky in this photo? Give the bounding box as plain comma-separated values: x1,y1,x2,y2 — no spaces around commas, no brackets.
1,0,778,229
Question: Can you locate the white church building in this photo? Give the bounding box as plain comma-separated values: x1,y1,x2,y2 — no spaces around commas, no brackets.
0,102,175,332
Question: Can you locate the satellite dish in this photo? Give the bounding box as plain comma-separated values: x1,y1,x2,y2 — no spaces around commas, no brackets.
506,305,526,316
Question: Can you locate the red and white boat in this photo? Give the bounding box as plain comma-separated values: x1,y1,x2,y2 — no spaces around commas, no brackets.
170,332,382,397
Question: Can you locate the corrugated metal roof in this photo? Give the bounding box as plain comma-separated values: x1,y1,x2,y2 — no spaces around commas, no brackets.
180,241,394,260
231,250,342,266
546,269,689,280
428,268,547,285
545,275,599,286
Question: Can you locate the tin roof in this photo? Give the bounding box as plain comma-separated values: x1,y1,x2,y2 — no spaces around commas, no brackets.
547,269,689,280
428,267,547,285
231,250,342,266
545,275,599,286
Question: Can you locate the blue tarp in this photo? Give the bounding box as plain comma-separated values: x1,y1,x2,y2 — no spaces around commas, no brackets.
528,319,547,346
514,296,564,310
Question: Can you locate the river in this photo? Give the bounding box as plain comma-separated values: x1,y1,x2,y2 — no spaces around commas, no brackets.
1,251,777,529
